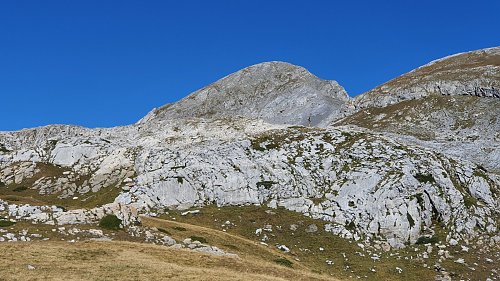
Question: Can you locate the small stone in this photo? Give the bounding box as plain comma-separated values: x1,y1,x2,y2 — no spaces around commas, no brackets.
444,251,453,259
27,264,36,270
181,210,200,216
277,245,290,253
380,242,391,252
305,224,318,233
426,245,433,254
263,225,273,232
123,177,133,183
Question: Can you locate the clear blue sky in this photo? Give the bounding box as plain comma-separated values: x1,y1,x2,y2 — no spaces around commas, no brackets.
1,0,499,131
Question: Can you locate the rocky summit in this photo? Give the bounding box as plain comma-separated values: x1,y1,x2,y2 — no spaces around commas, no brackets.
139,61,351,127
1,47,499,280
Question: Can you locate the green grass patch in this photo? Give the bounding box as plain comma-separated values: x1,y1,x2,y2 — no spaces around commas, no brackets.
274,257,293,268
157,228,171,235
463,195,477,208
222,244,239,251
473,168,489,180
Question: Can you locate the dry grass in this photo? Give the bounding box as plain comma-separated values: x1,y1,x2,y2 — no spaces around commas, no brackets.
1,206,496,280
142,216,313,272
0,240,338,281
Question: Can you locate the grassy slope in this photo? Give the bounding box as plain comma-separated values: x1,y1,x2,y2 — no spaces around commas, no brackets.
0,205,498,280
0,240,333,281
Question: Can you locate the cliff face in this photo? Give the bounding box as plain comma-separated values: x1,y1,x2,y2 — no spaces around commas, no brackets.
0,48,499,250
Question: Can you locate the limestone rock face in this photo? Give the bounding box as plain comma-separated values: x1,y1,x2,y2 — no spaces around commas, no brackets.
1,120,498,248
139,62,351,127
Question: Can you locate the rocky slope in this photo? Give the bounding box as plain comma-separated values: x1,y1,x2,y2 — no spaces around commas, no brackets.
338,47,500,173
353,47,500,109
1,48,499,256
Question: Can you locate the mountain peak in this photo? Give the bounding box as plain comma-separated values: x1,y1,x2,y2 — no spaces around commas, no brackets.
140,61,351,126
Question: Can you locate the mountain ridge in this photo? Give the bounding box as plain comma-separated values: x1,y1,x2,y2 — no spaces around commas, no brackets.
353,46,500,110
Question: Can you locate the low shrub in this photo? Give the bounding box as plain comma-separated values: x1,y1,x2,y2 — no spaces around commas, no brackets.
99,214,122,230
415,236,439,245
190,235,207,244
158,228,171,235
173,226,187,231
0,220,16,227
415,173,436,184
13,186,28,192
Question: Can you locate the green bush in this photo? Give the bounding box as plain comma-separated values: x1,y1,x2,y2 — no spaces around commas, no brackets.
415,173,436,184
13,186,28,192
407,213,415,228
99,214,122,230
415,236,439,245
274,257,293,268
0,220,16,227
190,235,207,244
158,228,171,235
